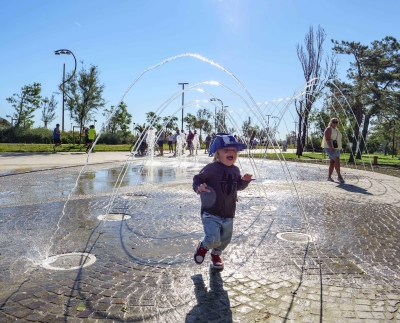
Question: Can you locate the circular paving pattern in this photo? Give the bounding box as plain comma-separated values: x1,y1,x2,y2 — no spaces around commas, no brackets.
123,193,147,199
276,232,314,242
97,213,131,221
250,205,277,211
41,252,96,271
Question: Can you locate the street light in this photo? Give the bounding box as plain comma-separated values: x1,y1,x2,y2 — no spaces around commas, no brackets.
54,49,77,132
94,119,97,128
6,115,15,126
265,116,279,146
178,83,189,130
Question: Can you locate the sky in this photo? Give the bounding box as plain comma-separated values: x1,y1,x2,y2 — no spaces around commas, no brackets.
1,0,399,136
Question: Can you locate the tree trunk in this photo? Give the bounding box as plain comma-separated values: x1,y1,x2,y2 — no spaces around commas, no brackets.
348,102,363,163
301,114,309,153
296,101,303,157
296,114,303,157
384,141,389,155
357,113,371,157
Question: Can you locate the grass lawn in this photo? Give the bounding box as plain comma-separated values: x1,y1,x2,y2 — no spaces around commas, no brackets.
249,151,400,178
250,151,400,166
0,143,131,153
1,143,399,177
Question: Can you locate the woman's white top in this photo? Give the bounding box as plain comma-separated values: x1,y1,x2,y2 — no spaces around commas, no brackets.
321,126,342,150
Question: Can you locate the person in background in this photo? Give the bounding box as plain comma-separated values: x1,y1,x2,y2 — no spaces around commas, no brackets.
282,140,287,152
167,132,174,154
80,126,89,151
322,117,345,184
86,125,96,153
53,124,61,153
157,129,165,156
187,130,195,156
205,134,212,154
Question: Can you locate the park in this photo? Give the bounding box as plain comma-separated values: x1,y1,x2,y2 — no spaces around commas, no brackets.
1,1,400,322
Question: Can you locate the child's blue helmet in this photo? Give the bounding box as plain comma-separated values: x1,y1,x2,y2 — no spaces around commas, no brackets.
209,133,247,157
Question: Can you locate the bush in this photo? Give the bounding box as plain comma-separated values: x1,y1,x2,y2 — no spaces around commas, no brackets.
0,127,53,143
0,127,135,145
365,138,381,154
98,133,122,145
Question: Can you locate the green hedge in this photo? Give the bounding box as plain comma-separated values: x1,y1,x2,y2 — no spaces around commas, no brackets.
0,126,134,145
0,127,53,144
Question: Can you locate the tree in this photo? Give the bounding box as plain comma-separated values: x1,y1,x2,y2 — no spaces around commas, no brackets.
162,116,178,133
195,108,212,142
241,117,252,139
103,101,132,138
63,64,106,130
134,123,147,134
6,83,42,128
183,113,197,131
145,111,162,129
41,94,58,128
241,117,259,140
332,36,400,161
296,25,338,156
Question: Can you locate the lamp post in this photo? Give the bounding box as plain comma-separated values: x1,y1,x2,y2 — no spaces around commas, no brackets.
54,49,77,132
178,83,189,130
94,119,97,128
269,116,279,146
132,122,136,136
6,115,15,126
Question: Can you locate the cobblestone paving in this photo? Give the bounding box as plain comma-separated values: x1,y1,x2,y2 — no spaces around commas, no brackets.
0,156,399,322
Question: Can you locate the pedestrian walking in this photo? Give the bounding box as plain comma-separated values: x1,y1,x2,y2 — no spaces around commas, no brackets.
86,125,96,153
322,117,345,183
53,124,61,153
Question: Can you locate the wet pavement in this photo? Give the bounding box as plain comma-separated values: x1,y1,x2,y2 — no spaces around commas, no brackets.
0,151,399,322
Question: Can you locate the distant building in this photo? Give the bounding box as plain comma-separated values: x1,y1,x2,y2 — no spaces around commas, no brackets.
0,117,11,126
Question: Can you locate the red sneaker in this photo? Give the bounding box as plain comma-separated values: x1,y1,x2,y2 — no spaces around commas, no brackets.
211,253,224,269
194,242,208,265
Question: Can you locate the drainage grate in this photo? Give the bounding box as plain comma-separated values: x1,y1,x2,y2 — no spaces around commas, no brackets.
123,193,147,199
250,205,277,211
41,252,96,271
97,213,131,221
277,232,313,243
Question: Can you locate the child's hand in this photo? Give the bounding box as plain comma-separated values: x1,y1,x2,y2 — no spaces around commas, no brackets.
196,183,210,194
242,174,255,182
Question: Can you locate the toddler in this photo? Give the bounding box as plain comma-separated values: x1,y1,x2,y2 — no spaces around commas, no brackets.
192,134,253,269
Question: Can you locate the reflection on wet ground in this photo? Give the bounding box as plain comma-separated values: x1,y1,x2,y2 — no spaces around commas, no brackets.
1,157,400,322
77,164,182,195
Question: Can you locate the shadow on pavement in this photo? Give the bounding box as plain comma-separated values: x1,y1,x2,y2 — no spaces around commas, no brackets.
186,268,232,323
336,183,372,195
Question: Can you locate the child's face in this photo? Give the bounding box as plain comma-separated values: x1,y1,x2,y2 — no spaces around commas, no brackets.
217,147,238,166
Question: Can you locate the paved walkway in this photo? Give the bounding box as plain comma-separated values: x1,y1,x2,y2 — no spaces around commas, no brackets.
0,152,399,322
